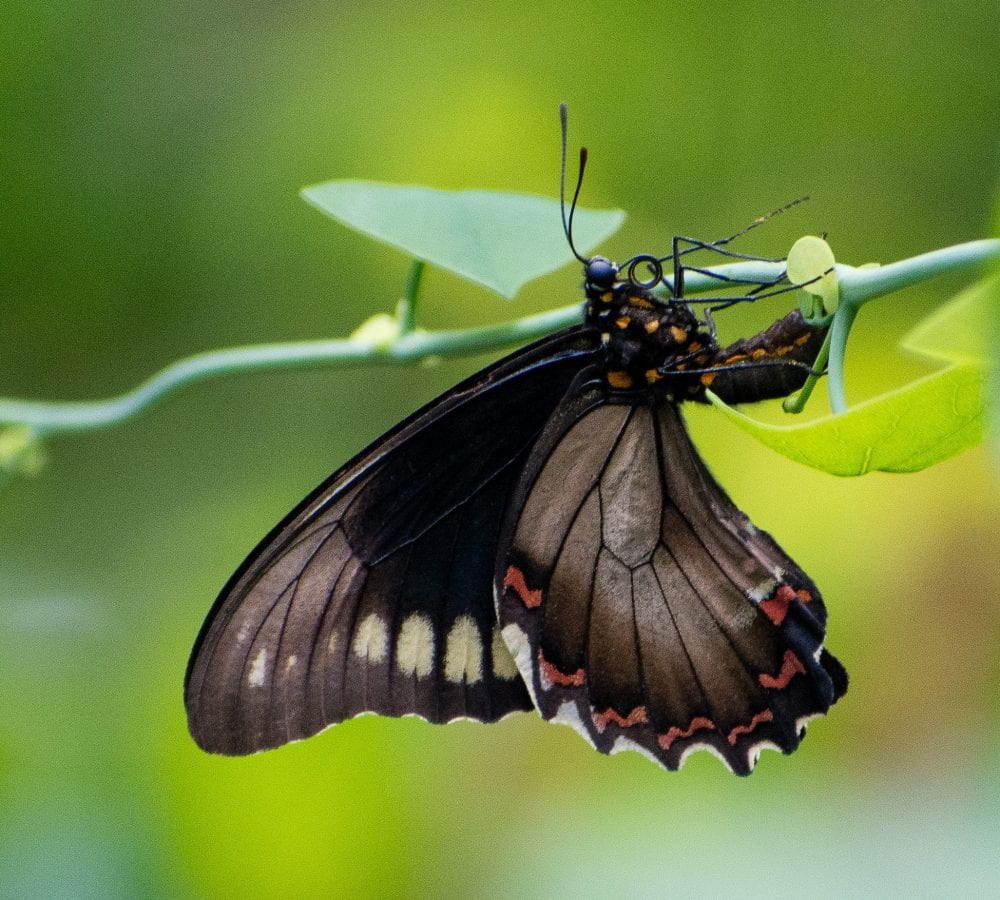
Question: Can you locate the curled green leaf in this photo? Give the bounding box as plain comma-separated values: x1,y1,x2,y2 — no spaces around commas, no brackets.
709,275,997,475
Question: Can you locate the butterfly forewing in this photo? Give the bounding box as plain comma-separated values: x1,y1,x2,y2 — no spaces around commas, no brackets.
496,377,846,774
185,329,599,754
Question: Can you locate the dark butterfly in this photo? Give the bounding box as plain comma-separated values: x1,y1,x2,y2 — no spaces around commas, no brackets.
185,123,847,775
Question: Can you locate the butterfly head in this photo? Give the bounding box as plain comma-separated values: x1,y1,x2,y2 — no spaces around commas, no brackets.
583,255,618,291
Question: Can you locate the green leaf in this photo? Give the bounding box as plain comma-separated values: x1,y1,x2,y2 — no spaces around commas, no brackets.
301,181,624,298
900,274,993,364
708,275,998,476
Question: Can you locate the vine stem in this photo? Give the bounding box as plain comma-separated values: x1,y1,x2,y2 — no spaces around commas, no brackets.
823,238,1000,412
2,239,997,438
396,259,424,335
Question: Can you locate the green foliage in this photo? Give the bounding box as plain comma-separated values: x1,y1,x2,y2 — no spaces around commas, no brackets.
301,181,624,298
710,275,997,475
298,186,995,478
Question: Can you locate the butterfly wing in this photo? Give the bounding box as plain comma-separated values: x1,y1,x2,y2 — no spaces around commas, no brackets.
496,375,846,774
186,328,600,755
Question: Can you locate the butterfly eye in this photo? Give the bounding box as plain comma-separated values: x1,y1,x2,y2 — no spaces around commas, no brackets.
585,256,618,288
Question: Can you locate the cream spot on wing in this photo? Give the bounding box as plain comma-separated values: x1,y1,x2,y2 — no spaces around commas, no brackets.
236,623,250,645
247,648,268,687
283,654,298,674
444,615,482,685
491,627,519,681
500,623,537,706
352,614,388,663
501,623,531,672
396,613,435,678
326,632,338,656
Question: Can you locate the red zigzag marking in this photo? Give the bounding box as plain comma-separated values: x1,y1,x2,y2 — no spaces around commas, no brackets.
503,565,542,609
539,652,585,688
658,716,714,750
591,705,648,733
658,706,780,751
758,649,806,690
727,709,774,745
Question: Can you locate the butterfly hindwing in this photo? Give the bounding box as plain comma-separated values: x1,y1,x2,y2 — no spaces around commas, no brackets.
496,374,846,774
185,329,600,754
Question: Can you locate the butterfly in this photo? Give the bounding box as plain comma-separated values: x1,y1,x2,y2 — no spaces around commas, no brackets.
185,120,847,775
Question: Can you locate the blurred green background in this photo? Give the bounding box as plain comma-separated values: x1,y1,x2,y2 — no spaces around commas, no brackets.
3,1,998,897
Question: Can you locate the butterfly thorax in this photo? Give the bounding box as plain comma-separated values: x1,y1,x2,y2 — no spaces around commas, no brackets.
584,277,716,399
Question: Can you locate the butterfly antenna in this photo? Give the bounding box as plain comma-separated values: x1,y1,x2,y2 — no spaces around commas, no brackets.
704,196,810,254
560,103,588,264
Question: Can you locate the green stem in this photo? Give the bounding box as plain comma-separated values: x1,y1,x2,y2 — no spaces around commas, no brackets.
0,304,583,436
826,303,859,414
782,329,833,414
396,259,424,335
821,239,1000,412
2,239,997,438
836,239,1000,306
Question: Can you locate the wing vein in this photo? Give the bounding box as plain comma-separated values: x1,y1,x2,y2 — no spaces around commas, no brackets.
303,525,354,729
648,556,712,723
653,407,757,599
544,404,636,699
652,405,775,684
222,522,342,718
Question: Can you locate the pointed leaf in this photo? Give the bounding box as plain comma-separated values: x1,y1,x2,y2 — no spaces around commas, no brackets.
900,274,993,364
302,181,624,298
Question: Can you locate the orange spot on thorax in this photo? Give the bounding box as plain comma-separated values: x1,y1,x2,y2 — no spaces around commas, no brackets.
607,370,634,389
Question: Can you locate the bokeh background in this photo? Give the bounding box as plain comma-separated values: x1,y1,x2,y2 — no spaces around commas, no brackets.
3,1,998,896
